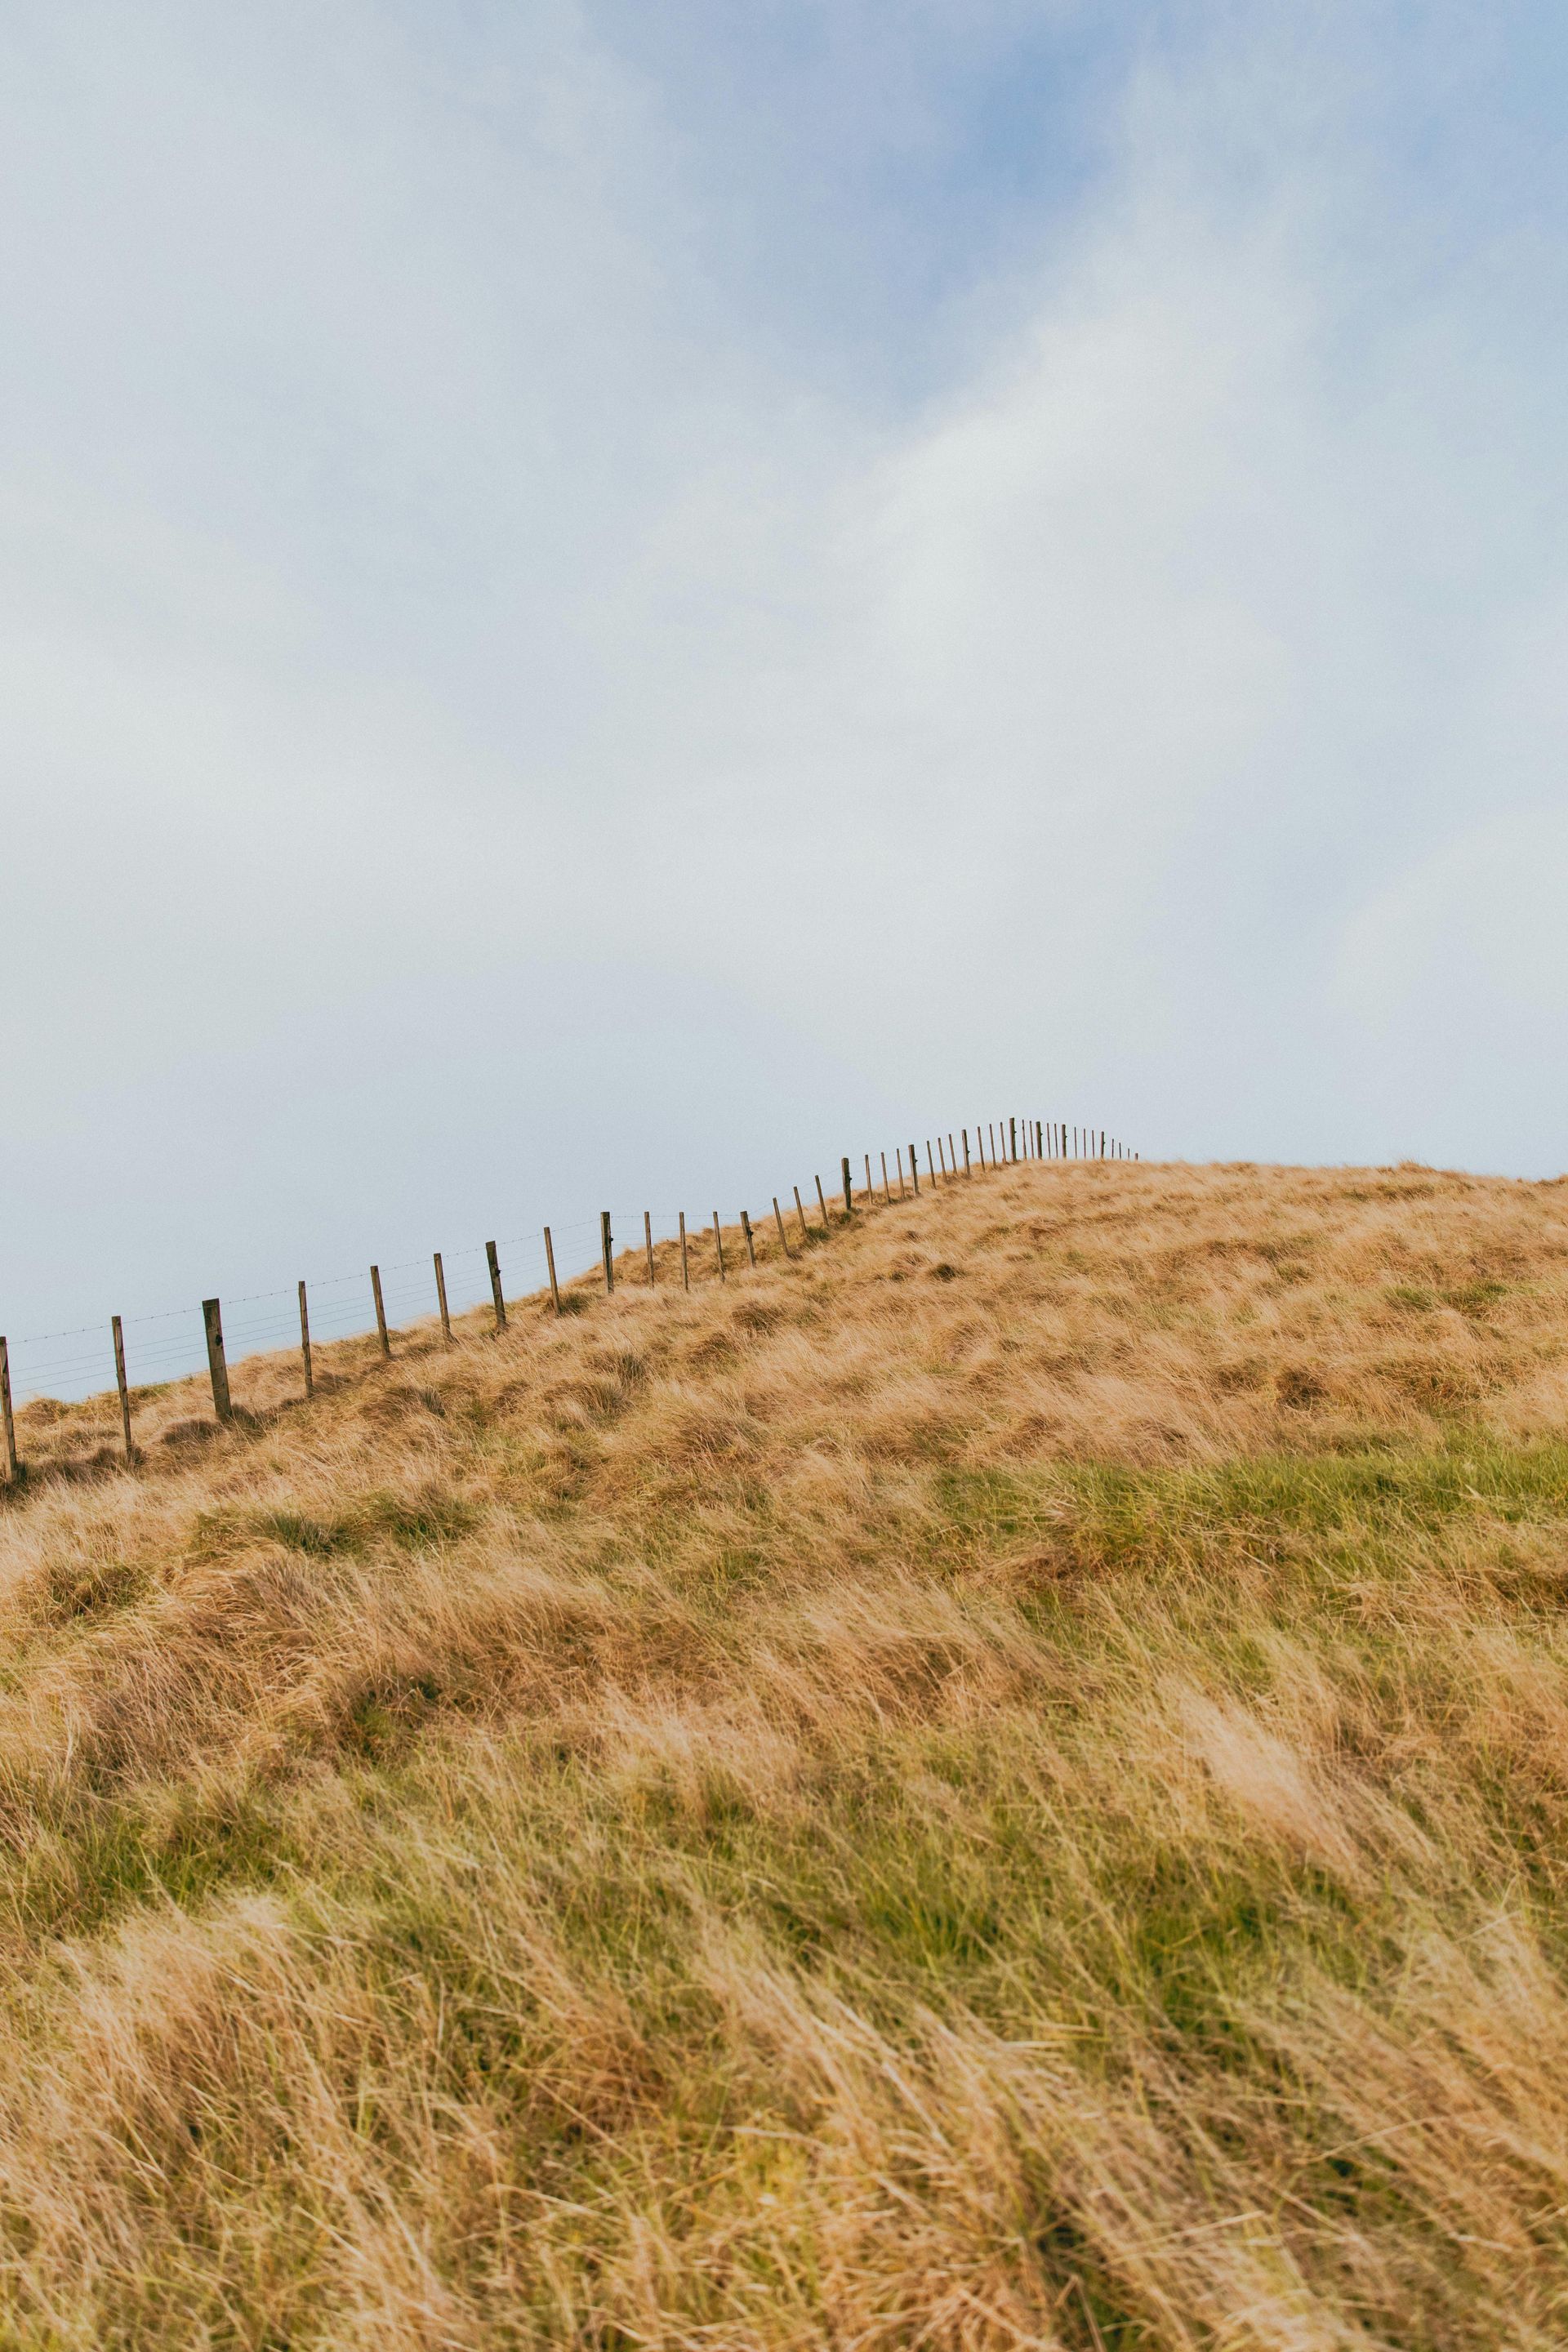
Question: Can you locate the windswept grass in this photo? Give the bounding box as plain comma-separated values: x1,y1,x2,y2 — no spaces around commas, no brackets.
3,1159,1568,2342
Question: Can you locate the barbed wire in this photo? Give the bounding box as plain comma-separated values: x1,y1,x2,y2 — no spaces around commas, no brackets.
3,1120,1129,1410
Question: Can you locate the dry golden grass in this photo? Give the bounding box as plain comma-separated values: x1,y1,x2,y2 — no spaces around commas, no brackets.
4,1156,1568,2345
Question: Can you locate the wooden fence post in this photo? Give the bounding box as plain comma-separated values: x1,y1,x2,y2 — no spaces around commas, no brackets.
371,1265,390,1356
0,1337,16,1483
927,1140,937,1186
678,1213,689,1291
880,1152,891,1203
909,1144,920,1197
487,1241,507,1331
896,1148,907,1198
433,1254,451,1344
815,1174,831,1228
599,1214,614,1295
644,1211,656,1285
773,1197,793,1258
1009,1116,1017,1162
111,1315,135,1463
794,1186,809,1242
544,1227,562,1312
841,1156,853,1215
713,1211,726,1280
963,1129,971,1175
989,1123,998,1165
948,1133,957,1177
299,1280,314,1393
203,1298,233,1423
742,1209,757,1267
864,1153,872,1201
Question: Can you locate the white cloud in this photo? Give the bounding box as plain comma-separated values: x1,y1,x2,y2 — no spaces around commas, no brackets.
3,0,1568,1370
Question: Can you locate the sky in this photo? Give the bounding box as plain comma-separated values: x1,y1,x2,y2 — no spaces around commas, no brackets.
4,0,1568,1392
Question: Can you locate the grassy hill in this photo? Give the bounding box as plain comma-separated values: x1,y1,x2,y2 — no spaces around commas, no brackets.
5,1156,1568,2345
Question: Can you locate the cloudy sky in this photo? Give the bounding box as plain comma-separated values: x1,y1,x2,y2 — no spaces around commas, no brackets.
4,1,1568,1381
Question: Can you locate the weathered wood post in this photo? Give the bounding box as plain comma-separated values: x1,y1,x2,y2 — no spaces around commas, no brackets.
0,1336,16,1482
545,1227,562,1313
864,1153,872,1200
963,1129,971,1176
841,1156,853,1215
679,1212,689,1290
203,1298,233,1423
433,1254,452,1344
815,1174,831,1227
299,1280,314,1393
644,1211,656,1285
712,1211,725,1280
880,1151,892,1203
909,1144,920,1196
111,1314,135,1463
487,1241,507,1331
599,1214,614,1295
794,1186,809,1242
773,1197,793,1258
742,1209,757,1267
896,1148,907,1198
371,1265,390,1356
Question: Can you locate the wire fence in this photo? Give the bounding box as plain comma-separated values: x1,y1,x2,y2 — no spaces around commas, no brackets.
0,1115,1134,1459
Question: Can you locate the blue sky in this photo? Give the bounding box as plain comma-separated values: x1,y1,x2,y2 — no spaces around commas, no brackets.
4,2,1568,1392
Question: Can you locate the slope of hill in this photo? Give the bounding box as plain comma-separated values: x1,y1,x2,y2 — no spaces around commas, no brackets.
4,1157,1568,2346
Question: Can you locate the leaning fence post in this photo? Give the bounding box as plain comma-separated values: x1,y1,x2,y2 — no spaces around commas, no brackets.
371,1265,390,1356
881,1151,891,1203
909,1144,920,1197
544,1227,562,1313
927,1140,937,1186
0,1337,16,1482
841,1156,853,1215
815,1174,831,1228
896,1148,907,1198
864,1153,872,1201
794,1186,809,1242
678,1213,689,1291
712,1211,726,1280
299,1280,315,1392
773,1196,793,1258
644,1211,656,1285
433,1254,452,1344
110,1314,135,1463
487,1241,507,1332
742,1209,757,1267
203,1298,233,1423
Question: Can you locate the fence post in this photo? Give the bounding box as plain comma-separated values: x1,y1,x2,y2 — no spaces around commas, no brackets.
487,1241,507,1331
896,1148,906,1198
815,1174,831,1227
948,1133,957,1177
203,1298,233,1423
678,1213,689,1291
963,1129,971,1176
0,1336,16,1483
864,1153,872,1201
909,1144,920,1197
841,1156,853,1215
433,1254,452,1344
600,1214,614,1296
712,1210,726,1280
742,1209,757,1267
545,1227,562,1313
794,1186,809,1242
371,1265,390,1356
111,1314,135,1463
927,1140,937,1186
298,1280,315,1393
644,1211,656,1285
880,1152,891,1203
773,1197,793,1258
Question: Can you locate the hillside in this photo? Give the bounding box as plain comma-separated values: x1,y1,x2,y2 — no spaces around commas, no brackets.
4,1156,1568,2346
